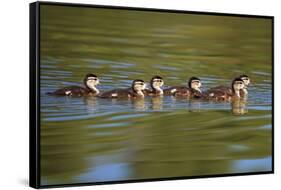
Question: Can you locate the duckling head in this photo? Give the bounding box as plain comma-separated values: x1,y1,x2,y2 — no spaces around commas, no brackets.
132,79,146,96
151,76,164,94
188,77,202,92
232,78,245,97
84,73,100,93
239,74,250,86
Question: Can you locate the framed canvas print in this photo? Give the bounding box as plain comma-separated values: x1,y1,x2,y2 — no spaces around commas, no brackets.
29,1,274,188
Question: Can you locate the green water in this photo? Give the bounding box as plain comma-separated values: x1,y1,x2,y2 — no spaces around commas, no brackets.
40,5,272,186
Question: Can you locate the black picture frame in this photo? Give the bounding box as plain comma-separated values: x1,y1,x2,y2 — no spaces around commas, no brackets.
29,1,274,189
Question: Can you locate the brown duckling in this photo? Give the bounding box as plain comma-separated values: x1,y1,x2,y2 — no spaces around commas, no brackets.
204,78,245,101
163,77,202,98
99,79,146,98
143,76,164,96
47,73,100,97
208,75,250,97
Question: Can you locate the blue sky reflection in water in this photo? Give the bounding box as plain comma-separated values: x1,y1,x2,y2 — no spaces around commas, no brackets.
40,5,272,186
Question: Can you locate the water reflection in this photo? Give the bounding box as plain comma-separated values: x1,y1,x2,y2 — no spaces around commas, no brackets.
132,98,147,111
83,97,99,113
189,99,203,112
81,96,248,115
151,97,163,111
231,99,248,115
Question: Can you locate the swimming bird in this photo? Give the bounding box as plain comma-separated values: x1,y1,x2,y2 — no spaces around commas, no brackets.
163,77,202,98
143,76,164,96
207,75,250,97
203,77,246,101
47,73,100,96
99,79,146,98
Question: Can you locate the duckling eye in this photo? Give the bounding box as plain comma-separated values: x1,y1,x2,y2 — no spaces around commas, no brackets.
135,82,144,85
154,79,162,82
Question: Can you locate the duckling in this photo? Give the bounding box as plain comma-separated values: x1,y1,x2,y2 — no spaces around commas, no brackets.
47,73,100,96
208,75,250,96
99,79,146,98
204,78,245,101
143,76,164,96
163,77,202,98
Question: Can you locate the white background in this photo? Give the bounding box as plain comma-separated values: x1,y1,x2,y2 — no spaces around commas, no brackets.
0,0,279,189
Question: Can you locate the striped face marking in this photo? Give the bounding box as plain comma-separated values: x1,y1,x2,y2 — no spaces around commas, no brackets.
87,77,97,80
152,78,164,89
87,77,99,87
134,81,146,91
233,80,245,94
191,80,201,87
133,80,145,97
86,77,100,93
191,80,202,92
241,77,250,86
134,81,144,85
153,79,162,82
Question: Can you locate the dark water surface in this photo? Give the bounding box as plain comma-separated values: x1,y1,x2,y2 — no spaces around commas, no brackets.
40,5,272,186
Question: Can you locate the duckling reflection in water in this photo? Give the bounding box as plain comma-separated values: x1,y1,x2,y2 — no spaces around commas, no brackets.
151,96,163,111
83,96,99,113
131,97,163,111
47,73,100,97
100,79,146,99
188,99,202,112
164,77,202,98
231,99,248,115
131,98,147,111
